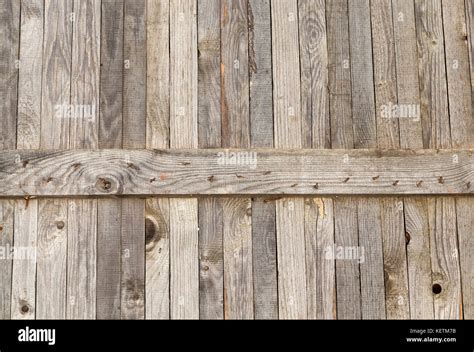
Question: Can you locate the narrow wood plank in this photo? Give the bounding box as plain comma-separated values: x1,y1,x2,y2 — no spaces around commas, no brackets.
380,198,410,319
357,198,386,319
428,197,463,319
442,0,473,148
467,0,474,104
199,198,223,320
327,0,353,149
0,0,20,150
299,0,330,148
170,0,199,320
146,198,170,319
249,0,273,148
146,0,170,320
348,0,376,149
415,0,451,148
0,201,14,319
252,198,278,319
97,0,124,320
304,198,336,319
36,199,67,319
404,197,434,319
393,0,423,149
198,0,221,149
170,198,199,319
457,197,474,319
222,198,253,319
37,0,72,319
272,0,307,320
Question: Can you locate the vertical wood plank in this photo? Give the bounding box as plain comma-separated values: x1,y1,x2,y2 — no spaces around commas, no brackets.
97,0,124,320
457,198,474,319
272,0,307,320
146,0,170,320
37,0,73,319
357,198,386,319
222,198,253,319
305,198,336,319
467,0,474,103
0,201,14,319
170,0,199,320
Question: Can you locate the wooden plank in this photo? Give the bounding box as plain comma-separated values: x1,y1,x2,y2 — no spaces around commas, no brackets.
170,0,198,320
357,198,386,319
252,198,278,319
222,198,253,319
348,0,376,149
221,0,250,148
334,197,360,319
198,0,221,149
0,201,14,319
299,0,330,148
457,197,474,319
121,198,145,319
404,197,434,319
1,149,473,196
199,198,223,320
326,0,353,149
146,0,170,320
467,0,474,104
380,198,410,319
392,0,423,149
36,0,72,320
97,0,124,320
272,0,307,320
442,0,473,148
145,199,170,319
415,0,451,148
304,198,336,319
36,199,67,319
249,0,273,148
122,0,147,321
0,0,20,150
428,197,463,319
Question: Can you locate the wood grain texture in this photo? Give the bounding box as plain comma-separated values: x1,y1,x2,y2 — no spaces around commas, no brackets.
299,0,330,148
223,198,253,319
381,198,410,319
467,0,474,104
305,198,336,319
415,0,451,149
0,201,14,319
249,0,273,148
146,198,170,319
404,197,434,319
358,198,386,319
428,197,463,319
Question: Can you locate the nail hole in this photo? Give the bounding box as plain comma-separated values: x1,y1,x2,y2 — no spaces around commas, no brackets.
56,220,65,230
21,305,29,313
432,283,442,294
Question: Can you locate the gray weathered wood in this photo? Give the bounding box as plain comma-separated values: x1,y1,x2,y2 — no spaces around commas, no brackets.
0,201,14,319
467,0,474,106
304,198,336,319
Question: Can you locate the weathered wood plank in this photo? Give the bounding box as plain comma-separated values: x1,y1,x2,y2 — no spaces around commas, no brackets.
442,0,473,148
334,197,360,319
428,197,463,319
304,198,336,319
404,197,434,319
415,0,451,148
0,0,20,150
252,198,278,319
467,0,474,104
348,0,376,149
393,0,423,149
146,198,170,319
249,0,273,148
381,198,410,319
170,0,198,320
358,198,386,319
0,201,14,319
299,0,330,148
97,0,124,320
1,149,473,196
222,198,253,319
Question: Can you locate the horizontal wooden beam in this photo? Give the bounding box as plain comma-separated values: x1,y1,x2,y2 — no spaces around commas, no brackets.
0,149,472,197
